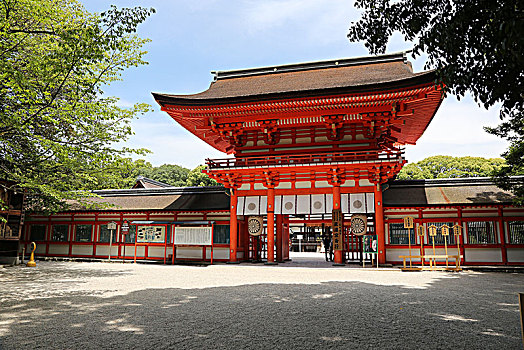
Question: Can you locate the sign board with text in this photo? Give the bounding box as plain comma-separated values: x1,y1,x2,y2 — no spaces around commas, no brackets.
332,209,343,251
174,227,212,245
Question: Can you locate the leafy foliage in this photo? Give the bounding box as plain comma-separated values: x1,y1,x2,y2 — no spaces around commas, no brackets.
348,0,523,202
97,160,215,189
0,0,155,211
185,165,219,187
397,156,506,180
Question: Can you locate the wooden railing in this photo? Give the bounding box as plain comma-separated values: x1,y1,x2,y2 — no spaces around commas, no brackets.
206,150,404,169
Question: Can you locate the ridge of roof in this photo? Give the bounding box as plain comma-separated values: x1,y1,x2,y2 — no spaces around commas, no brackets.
211,51,410,80
135,176,172,188
92,186,228,197
389,176,524,188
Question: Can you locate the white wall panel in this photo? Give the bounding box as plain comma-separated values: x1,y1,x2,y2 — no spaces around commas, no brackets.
386,248,413,262
71,245,93,256
350,193,366,213
95,246,118,257
175,247,202,259
134,246,145,257
237,196,245,216
296,195,311,214
341,194,349,214
238,183,250,191
507,248,524,262
282,195,296,215
366,193,375,213
295,181,311,189
465,248,502,262
47,245,69,255
260,196,268,215
325,194,333,213
311,194,326,214
206,247,229,259
274,196,282,214
244,197,260,215
148,246,166,258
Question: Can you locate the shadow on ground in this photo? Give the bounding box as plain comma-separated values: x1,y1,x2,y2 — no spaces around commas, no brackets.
0,271,522,349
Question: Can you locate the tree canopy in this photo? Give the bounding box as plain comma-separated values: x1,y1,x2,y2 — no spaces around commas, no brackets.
348,0,523,203
397,156,506,180
185,165,219,187
0,0,155,211
100,160,217,189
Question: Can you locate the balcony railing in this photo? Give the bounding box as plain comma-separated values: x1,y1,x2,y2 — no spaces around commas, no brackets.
206,150,404,170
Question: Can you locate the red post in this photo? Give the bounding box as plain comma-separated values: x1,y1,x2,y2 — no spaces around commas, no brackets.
276,214,283,262
229,192,238,263
333,184,344,265
266,187,277,264
498,207,507,265
374,184,386,265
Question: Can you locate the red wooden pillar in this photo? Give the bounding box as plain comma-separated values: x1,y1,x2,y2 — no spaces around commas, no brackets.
229,192,239,263
266,187,277,264
276,214,283,262
374,184,386,264
498,207,507,265
333,184,344,265
458,208,465,265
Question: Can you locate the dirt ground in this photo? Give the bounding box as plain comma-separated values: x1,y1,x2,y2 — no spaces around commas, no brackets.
0,258,523,349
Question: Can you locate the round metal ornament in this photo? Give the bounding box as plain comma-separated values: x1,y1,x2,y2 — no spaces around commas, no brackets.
351,214,367,236
248,216,264,236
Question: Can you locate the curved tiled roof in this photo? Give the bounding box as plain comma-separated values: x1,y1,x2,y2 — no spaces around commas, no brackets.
383,177,519,206
67,186,230,211
153,52,435,106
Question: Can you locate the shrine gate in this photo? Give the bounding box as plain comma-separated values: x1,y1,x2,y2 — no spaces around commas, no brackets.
153,52,444,265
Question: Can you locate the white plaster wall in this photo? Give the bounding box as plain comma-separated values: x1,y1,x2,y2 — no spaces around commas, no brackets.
71,245,93,256
386,248,413,262
465,248,502,262
206,247,229,260
134,246,146,257
175,247,203,259
148,246,166,258
95,246,119,257
507,248,524,262
295,181,311,189
47,244,69,255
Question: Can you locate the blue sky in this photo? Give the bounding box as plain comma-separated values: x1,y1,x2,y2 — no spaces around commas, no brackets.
84,0,508,169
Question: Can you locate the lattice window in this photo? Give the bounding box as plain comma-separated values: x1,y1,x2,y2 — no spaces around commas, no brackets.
52,224,68,242
508,221,524,244
75,224,92,242
30,224,46,241
124,225,136,243
389,223,415,245
467,221,497,244
426,222,456,244
213,225,230,244
98,224,117,243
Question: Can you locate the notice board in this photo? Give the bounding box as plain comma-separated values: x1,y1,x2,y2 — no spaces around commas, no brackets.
174,227,212,245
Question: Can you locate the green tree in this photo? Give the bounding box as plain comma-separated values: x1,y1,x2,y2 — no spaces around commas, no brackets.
397,156,506,180
348,0,523,202
148,164,190,187
94,158,154,190
185,165,219,187
0,0,155,211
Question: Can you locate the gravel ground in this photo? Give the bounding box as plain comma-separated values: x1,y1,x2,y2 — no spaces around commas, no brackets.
0,256,523,349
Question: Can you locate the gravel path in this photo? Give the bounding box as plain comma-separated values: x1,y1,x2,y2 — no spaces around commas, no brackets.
0,259,522,349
